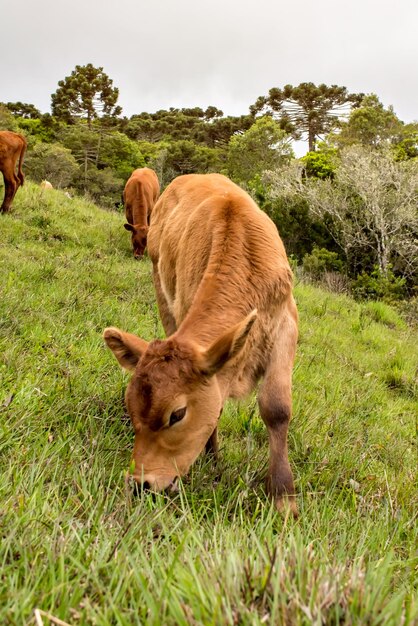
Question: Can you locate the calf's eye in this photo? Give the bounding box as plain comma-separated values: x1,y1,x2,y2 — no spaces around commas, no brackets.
169,407,186,426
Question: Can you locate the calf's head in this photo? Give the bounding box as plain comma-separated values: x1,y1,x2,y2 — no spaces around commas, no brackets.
124,223,148,258
103,311,256,492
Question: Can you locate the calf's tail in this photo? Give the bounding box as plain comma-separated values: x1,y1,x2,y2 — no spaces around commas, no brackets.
17,138,27,186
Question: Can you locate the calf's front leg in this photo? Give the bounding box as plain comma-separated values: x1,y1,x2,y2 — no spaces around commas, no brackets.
258,306,298,517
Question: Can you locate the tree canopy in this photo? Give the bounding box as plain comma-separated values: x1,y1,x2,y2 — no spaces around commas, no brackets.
329,94,418,160
2,101,41,119
51,64,122,128
4,75,416,297
251,83,363,151
227,116,293,184
122,107,253,147
334,94,402,148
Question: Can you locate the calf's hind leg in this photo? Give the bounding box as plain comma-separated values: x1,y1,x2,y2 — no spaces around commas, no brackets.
258,303,298,516
1,166,18,213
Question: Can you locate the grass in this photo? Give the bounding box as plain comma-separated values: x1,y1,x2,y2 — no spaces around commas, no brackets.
0,182,417,625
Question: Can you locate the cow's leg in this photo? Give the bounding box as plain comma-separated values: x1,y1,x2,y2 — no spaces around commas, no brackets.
258,299,298,517
152,265,177,336
125,203,133,225
1,168,17,213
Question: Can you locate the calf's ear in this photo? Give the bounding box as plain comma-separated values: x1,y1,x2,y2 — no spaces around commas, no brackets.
199,310,257,376
103,327,148,371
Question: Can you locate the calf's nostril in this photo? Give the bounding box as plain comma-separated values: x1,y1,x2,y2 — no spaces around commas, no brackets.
131,479,151,497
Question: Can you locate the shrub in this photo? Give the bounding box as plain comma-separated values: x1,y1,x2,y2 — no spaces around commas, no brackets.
351,266,407,302
81,167,124,209
15,115,62,143
0,105,19,131
300,150,336,179
302,247,344,278
227,116,293,184
252,176,335,260
24,142,80,188
98,131,145,180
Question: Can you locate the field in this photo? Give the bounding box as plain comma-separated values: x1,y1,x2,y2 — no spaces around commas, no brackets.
0,183,417,625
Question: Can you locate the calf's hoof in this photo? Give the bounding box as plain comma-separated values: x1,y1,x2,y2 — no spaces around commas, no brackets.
275,494,298,519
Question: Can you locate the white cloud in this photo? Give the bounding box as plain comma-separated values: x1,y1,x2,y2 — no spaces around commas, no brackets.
1,0,417,128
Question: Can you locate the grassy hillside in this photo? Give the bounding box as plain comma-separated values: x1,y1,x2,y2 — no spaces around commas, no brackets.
0,183,417,625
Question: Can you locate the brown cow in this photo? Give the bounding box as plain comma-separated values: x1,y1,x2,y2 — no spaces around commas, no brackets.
123,168,160,258
0,131,27,213
104,173,298,515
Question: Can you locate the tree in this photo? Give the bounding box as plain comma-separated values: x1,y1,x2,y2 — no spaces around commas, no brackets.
227,116,293,184
333,94,402,148
24,143,79,188
251,83,362,152
0,105,18,131
300,150,337,180
82,167,125,207
59,124,103,185
265,148,418,280
14,114,62,143
98,131,145,180
204,114,255,147
131,139,224,187
123,108,200,143
122,107,254,149
51,64,122,128
60,123,144,187
393,123,418,161
2,101,41,119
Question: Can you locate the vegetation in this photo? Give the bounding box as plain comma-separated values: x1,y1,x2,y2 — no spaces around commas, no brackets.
24,142,79,188
263,148,418,296
0,184,417,625
1,67,417,300
51,63,122,128
331,94,418,154
250,83,363,152
227,116,294,185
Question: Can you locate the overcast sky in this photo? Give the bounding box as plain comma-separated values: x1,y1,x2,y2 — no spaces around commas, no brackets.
2,0,417,146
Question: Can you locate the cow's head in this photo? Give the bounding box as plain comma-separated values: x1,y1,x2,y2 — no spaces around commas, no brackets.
103,311,256,492
124,223,148,258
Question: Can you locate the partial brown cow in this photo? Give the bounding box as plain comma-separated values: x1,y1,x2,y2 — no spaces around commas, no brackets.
105,173,298,515
123,168,160,258
0,131,27,213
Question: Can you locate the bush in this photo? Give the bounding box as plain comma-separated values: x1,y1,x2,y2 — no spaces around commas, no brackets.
302,247,344,278
80,167,124,209
147,140,224,187
98,131,145,180
251,177,335,260
300,151,336,179
24,142,80,188
15,115,62,143
227,117,293,184
0,105,19,131
351,266,407,302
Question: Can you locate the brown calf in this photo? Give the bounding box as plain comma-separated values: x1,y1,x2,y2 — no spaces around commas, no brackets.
0,131,27,213
105,173,298,515
123,168,160,258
